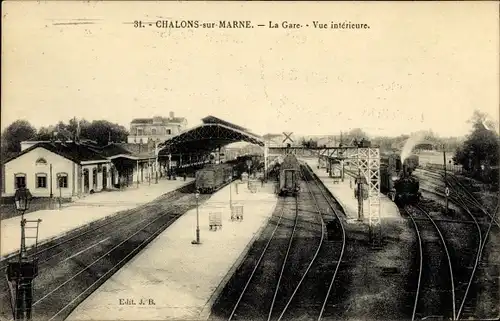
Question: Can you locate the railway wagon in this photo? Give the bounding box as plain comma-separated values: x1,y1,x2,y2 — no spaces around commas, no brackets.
195,164,233,193
278,154,300,196
381,153,419,172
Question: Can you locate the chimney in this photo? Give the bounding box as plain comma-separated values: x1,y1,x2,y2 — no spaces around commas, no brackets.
169,111,174,119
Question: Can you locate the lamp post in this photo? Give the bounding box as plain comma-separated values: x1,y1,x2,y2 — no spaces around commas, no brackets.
191,190,201,245
8,187,40,321
230,169,233,209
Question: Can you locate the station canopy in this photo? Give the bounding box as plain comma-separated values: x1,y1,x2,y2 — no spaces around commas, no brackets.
158,115,264,155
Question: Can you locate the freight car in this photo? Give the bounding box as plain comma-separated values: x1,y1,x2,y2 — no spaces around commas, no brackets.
277,154,301,196
195,164,233,193
381,153,419,172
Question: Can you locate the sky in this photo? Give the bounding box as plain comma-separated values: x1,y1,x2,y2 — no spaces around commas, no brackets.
2,1,499,138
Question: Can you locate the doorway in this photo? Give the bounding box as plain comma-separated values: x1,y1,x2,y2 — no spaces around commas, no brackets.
83,169,90,193
102,166,108,189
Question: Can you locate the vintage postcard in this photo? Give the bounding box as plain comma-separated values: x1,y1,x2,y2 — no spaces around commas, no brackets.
1,1,499,321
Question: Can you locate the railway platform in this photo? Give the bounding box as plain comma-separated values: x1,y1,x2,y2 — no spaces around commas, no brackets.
303,158,401,222
66,180,278,320
0,178,194,258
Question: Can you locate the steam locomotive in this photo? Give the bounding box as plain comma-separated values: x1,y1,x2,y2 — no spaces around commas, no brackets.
380,154,421,205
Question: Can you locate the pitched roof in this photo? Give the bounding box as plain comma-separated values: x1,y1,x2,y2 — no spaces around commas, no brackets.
114,143,156,158
3,142,109,165
131,117,187,124
202,115,248,132
86,143,133,157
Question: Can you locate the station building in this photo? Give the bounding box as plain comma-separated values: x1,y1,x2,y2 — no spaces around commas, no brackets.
127,112,188,144
1,140,158,199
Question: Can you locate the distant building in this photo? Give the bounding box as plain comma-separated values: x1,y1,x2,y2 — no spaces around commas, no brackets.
2,141,161,199
127,112,188,144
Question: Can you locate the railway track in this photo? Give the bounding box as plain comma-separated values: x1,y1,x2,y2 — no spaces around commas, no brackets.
446,179,498,320
227,197,299,321
228,163,327,321
275,163,346,321
0,182,214,321
211,162,349,321
418,168,499,228
404,205,456,320
417,167,500,319
0,182,195,266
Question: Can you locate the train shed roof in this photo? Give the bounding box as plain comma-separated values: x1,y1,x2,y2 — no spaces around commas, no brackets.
158,115,264,155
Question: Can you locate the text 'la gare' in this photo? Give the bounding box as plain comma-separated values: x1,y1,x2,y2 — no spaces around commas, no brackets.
269,21,303,29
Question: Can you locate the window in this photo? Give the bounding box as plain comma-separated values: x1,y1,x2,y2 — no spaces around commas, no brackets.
166,129,171,135
35,158,47,165
137,128,143,136
36,173,47,188
14,174,26,189
57,173,68,188
151,128,157,135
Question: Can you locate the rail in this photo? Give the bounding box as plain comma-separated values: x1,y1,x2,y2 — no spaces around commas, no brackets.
413,204,457,320
275,163,327,321
228,199,292,321
268,198,299,320
402,207,423,321
31,198,193,320
418,167,494,320
275,162,346,321
0,182,195,264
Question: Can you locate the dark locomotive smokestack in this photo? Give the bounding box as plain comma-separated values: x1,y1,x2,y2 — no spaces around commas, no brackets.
403,163,408,178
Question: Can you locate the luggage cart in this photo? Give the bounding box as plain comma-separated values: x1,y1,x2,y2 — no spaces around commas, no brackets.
231,204,244,221
248,181,258,193
209,212,222,231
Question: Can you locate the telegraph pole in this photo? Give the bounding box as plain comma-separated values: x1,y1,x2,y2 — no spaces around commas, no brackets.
443,149,449,214
357,169,364,222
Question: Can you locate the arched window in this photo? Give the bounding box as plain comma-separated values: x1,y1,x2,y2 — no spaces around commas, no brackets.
151,128,157,135
36,158,47,165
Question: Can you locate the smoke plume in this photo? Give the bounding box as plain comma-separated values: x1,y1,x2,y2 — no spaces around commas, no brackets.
400,131,428,163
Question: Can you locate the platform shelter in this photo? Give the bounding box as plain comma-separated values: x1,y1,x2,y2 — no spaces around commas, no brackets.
157,116,264,173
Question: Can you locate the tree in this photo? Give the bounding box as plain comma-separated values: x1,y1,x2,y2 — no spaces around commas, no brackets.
84,120,128,145
453,110,500,173
1,120,37,153
36,126,55,141
34,119,129,146
348,128,369,140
